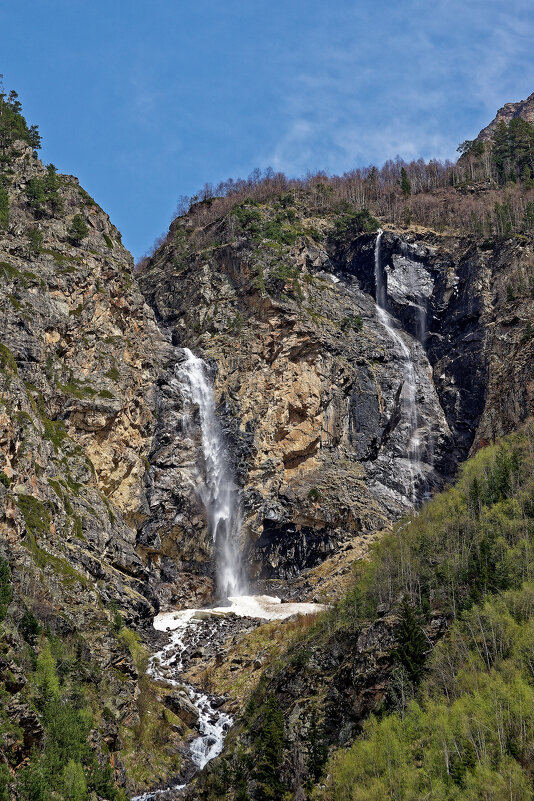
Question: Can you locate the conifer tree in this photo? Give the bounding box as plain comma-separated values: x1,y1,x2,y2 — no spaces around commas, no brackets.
68,214,89,244
400,166,412,196
0,178,8,229
392,598,427,683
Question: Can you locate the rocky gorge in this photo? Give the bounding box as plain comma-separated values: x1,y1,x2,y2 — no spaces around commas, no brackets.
0,91,533,800
138,196,532,594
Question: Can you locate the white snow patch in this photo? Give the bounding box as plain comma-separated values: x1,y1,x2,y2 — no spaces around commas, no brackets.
154,595,325,631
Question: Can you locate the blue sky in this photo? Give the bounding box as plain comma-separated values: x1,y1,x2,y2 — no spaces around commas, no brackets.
3,0,534,259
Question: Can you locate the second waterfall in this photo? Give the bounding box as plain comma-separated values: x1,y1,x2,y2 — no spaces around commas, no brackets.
175,348,245,598
374,229,423,502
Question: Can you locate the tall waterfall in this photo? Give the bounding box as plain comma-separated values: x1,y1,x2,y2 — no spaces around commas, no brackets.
175,348,244,598
374,229,422,501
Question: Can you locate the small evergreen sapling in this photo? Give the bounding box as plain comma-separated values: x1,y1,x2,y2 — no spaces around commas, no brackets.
68,214,89,245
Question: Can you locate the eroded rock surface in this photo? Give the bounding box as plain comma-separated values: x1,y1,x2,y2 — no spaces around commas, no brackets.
138,206,533,592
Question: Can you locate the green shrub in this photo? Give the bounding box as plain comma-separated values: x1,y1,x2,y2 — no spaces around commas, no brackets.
15,760,48,801
68,214,89,245
0,87,41,154
23,167,63,218
61,759,87,801
340,313,363,332
36,640,61,705
400,166,412,196
0,764,11,801
391,598,427,683
0,557,11,622
0,177,8,229
19,608,41,643
270,262,303,300
41,416,67,450
0,342,18,374
329,207,379,244
43,164,63,214
252,695,286,799
25,176,47,213
17,493,51,536
27,226,44,253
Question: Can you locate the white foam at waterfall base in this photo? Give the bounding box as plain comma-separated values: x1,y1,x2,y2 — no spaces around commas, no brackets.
154,595,325,630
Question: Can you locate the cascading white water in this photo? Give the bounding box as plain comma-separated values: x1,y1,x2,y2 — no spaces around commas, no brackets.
374,229,422,501
131,352,327,799
175,348,244,598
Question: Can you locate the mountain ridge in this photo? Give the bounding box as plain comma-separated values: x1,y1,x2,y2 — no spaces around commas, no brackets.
0,87,533,799
477,90,534,140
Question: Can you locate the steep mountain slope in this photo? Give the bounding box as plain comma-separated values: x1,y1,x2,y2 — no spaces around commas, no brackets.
191,427,534,801
138,197,533,594
0,140,169,615
0,87,533,801
0,107,187,796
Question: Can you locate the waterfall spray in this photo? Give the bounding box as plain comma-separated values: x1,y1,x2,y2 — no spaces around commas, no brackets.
374,230,422,501
175,349,245,598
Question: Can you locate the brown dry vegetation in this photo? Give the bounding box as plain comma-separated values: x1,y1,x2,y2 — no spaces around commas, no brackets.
186,613,322,709
137,141,534,269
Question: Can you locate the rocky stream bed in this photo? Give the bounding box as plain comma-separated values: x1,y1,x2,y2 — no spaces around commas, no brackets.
132,596,324,799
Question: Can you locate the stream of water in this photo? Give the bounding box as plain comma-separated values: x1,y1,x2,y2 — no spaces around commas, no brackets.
131,350,324,799
131,596,324,800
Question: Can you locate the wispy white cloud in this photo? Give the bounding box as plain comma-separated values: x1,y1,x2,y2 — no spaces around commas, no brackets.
264,0,534,175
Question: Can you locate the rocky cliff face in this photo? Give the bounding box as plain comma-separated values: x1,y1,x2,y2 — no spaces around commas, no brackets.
0,142,188,794
0,141,173,620
477,91,534,139
138,201,533,596
0,110,533,797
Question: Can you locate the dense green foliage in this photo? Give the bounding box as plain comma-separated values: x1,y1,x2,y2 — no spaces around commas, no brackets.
25,164,63,217
325,585,534,801
329,208,379,244
492,118,534,184
400,167,412,197
340,433,531,624
0,624,127,801
253,695,287,800
391,599,427,683
459,117,534,187
67,214,89,244
319,428,534,800
230,198,304,247
0,81,41,161
27,226,44,253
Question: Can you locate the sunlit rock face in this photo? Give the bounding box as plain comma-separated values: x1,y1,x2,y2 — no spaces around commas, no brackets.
0,141,174,623
477,90,534,140
138,207,532,593
0,142,183,796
